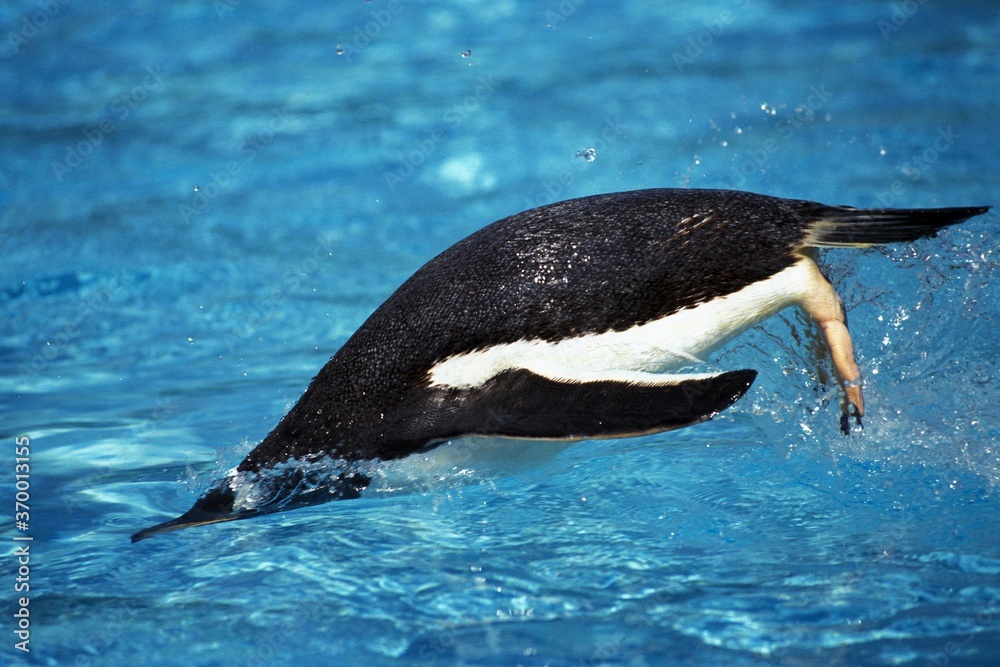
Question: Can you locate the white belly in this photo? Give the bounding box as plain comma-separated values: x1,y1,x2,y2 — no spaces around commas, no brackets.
428,257,819,388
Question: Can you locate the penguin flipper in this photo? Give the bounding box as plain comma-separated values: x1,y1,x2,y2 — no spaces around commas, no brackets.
461,368,757,440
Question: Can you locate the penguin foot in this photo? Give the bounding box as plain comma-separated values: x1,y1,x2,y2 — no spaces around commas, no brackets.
839,402,863,436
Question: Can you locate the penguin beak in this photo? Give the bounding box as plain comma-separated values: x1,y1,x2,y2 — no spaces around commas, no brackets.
130,485,254,543
130,468,373,542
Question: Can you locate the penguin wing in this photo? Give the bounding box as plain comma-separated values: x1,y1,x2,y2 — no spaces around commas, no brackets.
464,368,757,439
389,368,757,444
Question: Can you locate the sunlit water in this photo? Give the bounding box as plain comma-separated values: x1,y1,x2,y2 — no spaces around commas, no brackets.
2,1,999,665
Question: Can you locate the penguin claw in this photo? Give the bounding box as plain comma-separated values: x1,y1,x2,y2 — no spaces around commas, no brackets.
839,403,863,436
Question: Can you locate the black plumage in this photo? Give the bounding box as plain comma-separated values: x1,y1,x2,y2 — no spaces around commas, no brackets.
132,189,989,541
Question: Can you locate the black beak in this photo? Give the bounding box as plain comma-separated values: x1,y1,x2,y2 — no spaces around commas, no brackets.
130,485,251,543
130,468,372,542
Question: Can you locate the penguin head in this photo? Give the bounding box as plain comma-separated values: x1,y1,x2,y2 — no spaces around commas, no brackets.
130,461,372,542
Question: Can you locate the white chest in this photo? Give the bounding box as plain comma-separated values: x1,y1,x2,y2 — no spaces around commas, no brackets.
428,257,819,388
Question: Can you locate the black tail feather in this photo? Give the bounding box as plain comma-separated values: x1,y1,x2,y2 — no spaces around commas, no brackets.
804,205,990,248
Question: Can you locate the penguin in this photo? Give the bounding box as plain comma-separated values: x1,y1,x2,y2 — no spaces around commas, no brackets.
131,188,989,542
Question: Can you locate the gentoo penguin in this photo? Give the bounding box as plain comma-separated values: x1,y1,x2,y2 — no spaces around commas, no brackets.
131,188,989,541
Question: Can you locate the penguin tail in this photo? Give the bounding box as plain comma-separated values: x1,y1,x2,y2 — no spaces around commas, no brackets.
802,204,990,248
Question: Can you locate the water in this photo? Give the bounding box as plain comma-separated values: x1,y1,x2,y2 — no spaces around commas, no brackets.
2,1,999,665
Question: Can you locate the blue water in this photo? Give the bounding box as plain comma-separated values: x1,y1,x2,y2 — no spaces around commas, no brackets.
3,1,999,665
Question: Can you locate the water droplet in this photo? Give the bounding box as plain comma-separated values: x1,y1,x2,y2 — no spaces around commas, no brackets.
193,184,200,192
335,45,344,56
575,147,597,162
460,49,471,58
